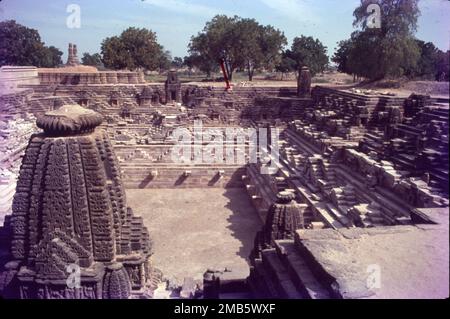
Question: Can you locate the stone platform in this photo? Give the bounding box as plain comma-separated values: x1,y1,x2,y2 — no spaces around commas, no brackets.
126,188,262,283
249,207,449,299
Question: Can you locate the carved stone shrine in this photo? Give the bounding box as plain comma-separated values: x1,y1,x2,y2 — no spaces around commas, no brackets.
0,105,153,299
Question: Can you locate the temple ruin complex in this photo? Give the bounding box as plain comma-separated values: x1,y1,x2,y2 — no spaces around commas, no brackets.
0,44,448,299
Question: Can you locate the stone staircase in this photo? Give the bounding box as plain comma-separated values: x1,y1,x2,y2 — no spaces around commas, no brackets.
249,239,331,299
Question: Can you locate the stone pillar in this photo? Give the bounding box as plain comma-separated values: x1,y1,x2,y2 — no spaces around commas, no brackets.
138,71,145,83
118,73,128,84
297,66,312,97
66,43,81,66
100,73,107,84
128,73,138,84
203,270,220,299
54,73,61,84
94,73,102,84
107,72,118,84
79,73,89,85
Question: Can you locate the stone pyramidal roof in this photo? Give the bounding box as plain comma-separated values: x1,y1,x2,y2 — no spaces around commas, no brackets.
0,105,154,299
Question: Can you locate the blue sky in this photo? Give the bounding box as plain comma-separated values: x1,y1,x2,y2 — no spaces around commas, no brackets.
1,0,449,61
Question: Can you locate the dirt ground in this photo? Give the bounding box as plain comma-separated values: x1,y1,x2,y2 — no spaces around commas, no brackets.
126,188,262,284
178,71,449,98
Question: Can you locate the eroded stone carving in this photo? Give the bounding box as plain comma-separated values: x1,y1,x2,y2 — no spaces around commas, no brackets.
297,66,312,97
0,105,154,299
66,43,80,67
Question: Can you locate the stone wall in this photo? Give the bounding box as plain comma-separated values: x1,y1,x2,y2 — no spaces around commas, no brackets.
11,83,300,124
0,67,39,95
121,165,246,189
38,71,145,85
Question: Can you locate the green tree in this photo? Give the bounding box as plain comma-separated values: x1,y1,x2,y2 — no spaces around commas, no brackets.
189,15,239,80
171,57,184,69
346,31,383,80
412,40,441,80
100,36,131,70
188,31,220,78
259,25,288,71
82,53,103,68
101,27,167,71
38,46,63,68
183,54,218,78
436,50,450,81
332,39,354,75
287,36,329,76
350,0,421,80
0,20,62,67
234,18,263,81
235,19,287,81
158,49,172,73
275,53,297,80
188,15,286,81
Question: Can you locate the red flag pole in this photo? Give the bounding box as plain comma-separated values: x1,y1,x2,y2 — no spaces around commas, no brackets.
219,59,231,91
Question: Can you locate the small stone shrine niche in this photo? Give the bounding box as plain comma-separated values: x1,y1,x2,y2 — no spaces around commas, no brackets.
165,70,181,104
110,91,121,107
139,86,154,107
0,105,154,299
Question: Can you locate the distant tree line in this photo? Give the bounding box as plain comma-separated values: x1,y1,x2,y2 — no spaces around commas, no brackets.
0,20,63,67
1,0,448,82
100,27,172,72
0,17,329,81
276,36,329,78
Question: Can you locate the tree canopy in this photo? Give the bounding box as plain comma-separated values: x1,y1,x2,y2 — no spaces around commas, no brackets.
284,36,329,76
187,32,219,78
2,9,447,82
333,0,448,81
158,49,172,73
187,15,286,81
332,39,353,75
333,0,421,80
0,20,62,67
411,40,442,80
171,57,184,69
275,53,297,79
82,53,103,68
436,50,450,81
101,27,168,71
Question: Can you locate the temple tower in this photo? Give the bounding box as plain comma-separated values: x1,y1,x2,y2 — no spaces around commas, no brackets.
297,66,312,98
0,105,153,299
250,191,306,260
66,43,81,66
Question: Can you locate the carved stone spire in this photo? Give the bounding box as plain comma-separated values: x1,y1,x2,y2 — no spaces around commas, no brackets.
36,104,103,136
250,191,305,261
297,66,312,97
263,191,305,242
66,43,80,66
0,105,154,299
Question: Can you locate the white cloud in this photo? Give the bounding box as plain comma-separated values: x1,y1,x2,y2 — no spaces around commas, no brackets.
141,0,222,18
260,0,320,22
